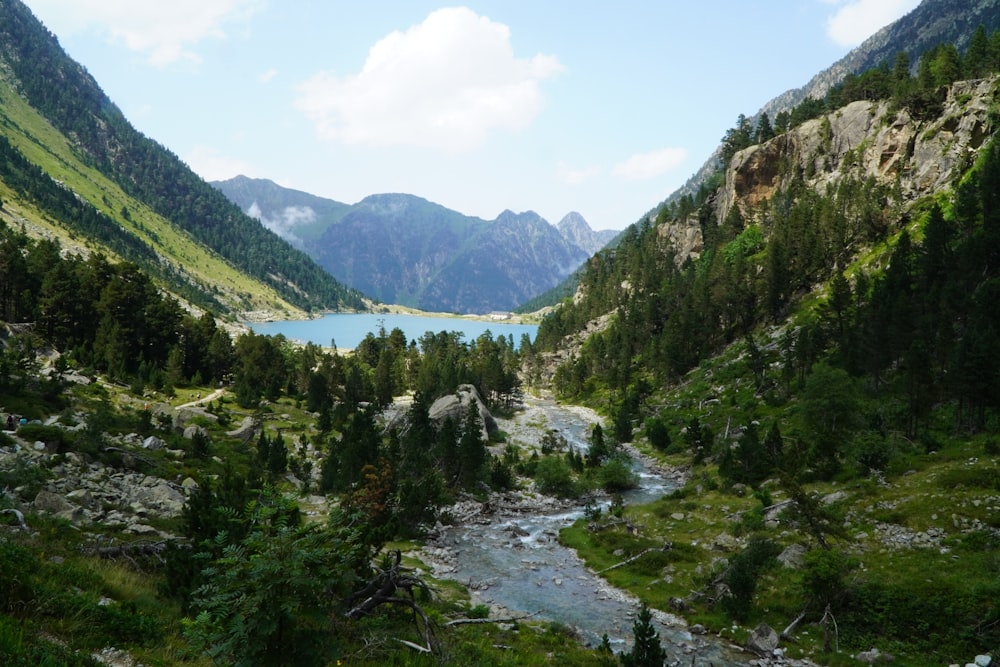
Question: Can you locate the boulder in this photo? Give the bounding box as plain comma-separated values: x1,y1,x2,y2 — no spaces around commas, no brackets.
129,478,185,516
747,623,778,656
33,490,73,515
746,623,779,656
65,489,95,509
183,424,208,441
778,543,807,569
173,406,218,431
428,384,497,440
142,435,165,450
975,656,992,667
226,415,257,440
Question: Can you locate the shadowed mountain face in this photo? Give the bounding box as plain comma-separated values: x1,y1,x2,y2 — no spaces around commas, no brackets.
214,178,612,314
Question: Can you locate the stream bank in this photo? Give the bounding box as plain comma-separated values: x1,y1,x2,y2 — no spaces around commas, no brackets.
415,394,768,665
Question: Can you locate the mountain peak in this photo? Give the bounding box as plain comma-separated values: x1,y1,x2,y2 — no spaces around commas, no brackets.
556,212,616,256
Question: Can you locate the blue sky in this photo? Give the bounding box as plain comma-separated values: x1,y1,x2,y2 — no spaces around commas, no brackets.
23,0,920,231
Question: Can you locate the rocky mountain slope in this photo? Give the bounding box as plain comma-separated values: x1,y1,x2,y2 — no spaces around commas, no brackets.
214,177,612,313
667,0,1000,206
658,77,996,268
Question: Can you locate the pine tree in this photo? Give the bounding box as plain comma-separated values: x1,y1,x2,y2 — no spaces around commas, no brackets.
458,401,486,490
620,603,667,667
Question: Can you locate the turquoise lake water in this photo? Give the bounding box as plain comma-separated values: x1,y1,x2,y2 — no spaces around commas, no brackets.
247,312,538,349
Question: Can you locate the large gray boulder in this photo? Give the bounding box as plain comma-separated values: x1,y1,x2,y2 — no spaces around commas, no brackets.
172,406,218,432
746,623,779,656
428,384,497,440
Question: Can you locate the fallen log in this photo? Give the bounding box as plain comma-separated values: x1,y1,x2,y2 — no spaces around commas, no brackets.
595,543,671,575
445,610,543,626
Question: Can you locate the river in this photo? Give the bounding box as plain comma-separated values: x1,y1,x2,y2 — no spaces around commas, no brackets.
422,395,751,665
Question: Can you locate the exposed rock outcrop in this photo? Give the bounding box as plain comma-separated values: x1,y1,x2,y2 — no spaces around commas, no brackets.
717,78,996,232
428,384,497,440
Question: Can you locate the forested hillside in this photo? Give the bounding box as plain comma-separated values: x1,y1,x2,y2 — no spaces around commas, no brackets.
529,29,1000,665
0,0,364,314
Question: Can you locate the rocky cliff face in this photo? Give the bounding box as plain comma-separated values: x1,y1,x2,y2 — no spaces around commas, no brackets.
722,78,995,221
664,77,997,267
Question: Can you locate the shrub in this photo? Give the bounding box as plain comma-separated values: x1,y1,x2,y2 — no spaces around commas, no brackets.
722,536,780,622
595,456,639,492
534,456,580,498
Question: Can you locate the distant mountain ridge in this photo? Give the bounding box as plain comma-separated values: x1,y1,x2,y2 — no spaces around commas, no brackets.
213,176,614,313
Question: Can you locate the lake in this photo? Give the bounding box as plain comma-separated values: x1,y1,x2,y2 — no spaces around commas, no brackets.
247,312,539,350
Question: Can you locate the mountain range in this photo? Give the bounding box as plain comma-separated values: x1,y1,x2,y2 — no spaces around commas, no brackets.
213,176,616,314
3,0,1000,664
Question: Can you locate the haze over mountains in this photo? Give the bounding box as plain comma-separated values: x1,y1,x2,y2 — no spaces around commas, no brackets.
213,176,616,314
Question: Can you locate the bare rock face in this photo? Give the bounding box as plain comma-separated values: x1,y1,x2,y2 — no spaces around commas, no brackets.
699,77,997,265
428,384,497,440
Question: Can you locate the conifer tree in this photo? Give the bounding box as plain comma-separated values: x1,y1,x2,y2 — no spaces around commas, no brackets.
620,603,667,667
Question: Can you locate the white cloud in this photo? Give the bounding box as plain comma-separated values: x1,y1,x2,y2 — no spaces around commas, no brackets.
184,145,256,182
258,67,278,83
294,7,563,153
824,0,920,48
612,148,687,181
556,161,601,185
247,203,314,247
25,0,264,66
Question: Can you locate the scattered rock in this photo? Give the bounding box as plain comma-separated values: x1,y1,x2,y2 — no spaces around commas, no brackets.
746,623,779,655
142,436,165,450
778,543,807,569
33,489,74,514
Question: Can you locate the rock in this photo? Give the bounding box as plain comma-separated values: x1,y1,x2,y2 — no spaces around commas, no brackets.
670,512,685,520
129,479,185,516
226,415,257,440
173,406,218,432
746,623,779,656
65,489,95,508
822,491,847,505
731,483,748,496
181,477,199,492
33,490,73,514
183,425,207,440
712,532,740,551
857,648,882,664
975,656,992,667
777,543,807,569
428,384,497,440
142,436,165,450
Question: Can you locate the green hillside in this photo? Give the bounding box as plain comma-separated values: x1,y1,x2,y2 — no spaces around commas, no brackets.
0,0,365,316
529,33,1000,666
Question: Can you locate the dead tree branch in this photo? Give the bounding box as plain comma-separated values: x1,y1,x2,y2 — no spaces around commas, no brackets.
445,610,544,627
346,550,438,653
0,508,28,531
595,544,671,574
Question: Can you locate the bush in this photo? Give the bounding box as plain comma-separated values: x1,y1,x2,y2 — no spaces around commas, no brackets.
534,456,580,498
14,424,75,452
595,456,639,492
722,536,780,622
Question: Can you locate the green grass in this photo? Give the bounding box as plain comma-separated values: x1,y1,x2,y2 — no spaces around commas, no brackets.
0,77,303,318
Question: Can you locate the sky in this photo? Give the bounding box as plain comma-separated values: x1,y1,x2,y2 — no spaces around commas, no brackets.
22,0,921,231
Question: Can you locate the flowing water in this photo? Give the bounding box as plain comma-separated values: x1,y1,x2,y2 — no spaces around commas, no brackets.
430,395,750,665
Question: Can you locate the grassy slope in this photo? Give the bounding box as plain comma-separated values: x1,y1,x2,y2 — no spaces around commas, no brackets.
0,76,306,319
559,327,1000,666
